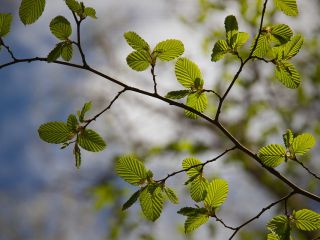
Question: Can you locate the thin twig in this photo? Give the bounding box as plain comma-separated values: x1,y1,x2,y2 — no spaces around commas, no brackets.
228,191,296,240
214,215,236,230
72,12,88,67
294,158,320,181
150,64,158,94
0,39,17,61
203,89,222,100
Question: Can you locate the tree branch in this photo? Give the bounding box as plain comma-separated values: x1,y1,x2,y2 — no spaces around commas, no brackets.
294,158,320,181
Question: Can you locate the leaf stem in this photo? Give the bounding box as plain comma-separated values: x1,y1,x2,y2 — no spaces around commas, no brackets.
72,12,88,67
151,64,158,95
0,38,17,61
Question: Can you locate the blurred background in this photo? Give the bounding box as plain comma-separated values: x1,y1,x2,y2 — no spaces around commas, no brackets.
0,0,320,239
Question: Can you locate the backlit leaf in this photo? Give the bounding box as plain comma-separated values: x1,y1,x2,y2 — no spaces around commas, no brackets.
293,209,320,231
211,40,230,62
163,187,179,204
258,144,286,167
190,176,208,202
139,186,164,221
0,13,12,37
282,34,303,60
115,155,148,185
154,39,184,61
182,157,203,177
274,0,298,16
267,215,291,240
38,121,72,144
271,24,293,44
124,31,150,51
19,0,46,25
275,61,300,89
204,179,228,209
126,50,150,71
175,58,202,88
292,133,316,155
77,129,106,152
233,32,250,49
61,42,73,61
185,92,208,119
78,101,92,122
165,90,190,99
185,213,209,233
282,129,294,149
50,16,72,40
252,33,271,58
67,114,78,132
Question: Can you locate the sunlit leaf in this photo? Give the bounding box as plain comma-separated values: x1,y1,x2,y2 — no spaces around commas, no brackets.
126,50,150,71
175,57,202,88
282,34,303,60
185,92,208,119
258,144,286,167
38,121,72,144
233,32,250,49
292,133,316,156
50,16,72,40
282,129,294,149
182,157,203,177
274,0,298,16
0,13,12,37
275,61,300,89
84,7,97,19
185,213,209,233
61,42,73,61
267,215,291,240
19,0,46,25
293,209,320,231
67,114,78,132
163,187,179,204
190,176,208,202
211,40,230,62
154,39,184,61
77,129,106,152
270,24,293,45
139,185,164,221
124,31,150,51
78,101,92,123
204,179,228,209
252,33,271,58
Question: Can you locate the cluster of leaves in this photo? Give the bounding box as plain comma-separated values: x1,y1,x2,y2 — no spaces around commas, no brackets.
38,102,106,168
115,155,179,221
267,209,320,239
258,129,316,168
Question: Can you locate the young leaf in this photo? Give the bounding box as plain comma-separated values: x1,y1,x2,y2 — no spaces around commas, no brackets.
283,129,294,149
77,129,107,152
204,179,228,209
274,0,298,16
175,58,202,88
73,143,81,169
38,121,72,144
19,0,46,25
252,33,271,58
124,31,150,51
126,50,150,71
0,13,12,38
139,186,164,221
185,213,209,233
190,176,208,202
115,155,148,185
258,144,286,167
177,207,207,216
84,7,97,19
267,215,291,240
274,61,300,89
211,40,230,62
67,114,78,132
182,157,203,177
163,187,179,204
185,92,208,119
293,209,320,231
122,189,141,210
292,133,316,156
61,42,73,61
224,15,238,46
282,34,303,60
65,0,81,13
47,43,63,62
153,39,184,61
165,90,190,99
270,24,293,44
267,232,282,240
78,101,92,122
233,32,250,49
50,16,72,41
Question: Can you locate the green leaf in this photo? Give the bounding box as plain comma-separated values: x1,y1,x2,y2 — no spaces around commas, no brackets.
293,209,320,231
233,32,250,49
252,33,271,58
224,15,238,46
0,13,12,37
61,42,73,61
84,7,97,19
165,90,190,99
258,144,286,167
19,0,46,25
65,0,81,13
78,101,92,122
270,24,293,44
178,207,207,216
74,143,81,169
204,179,228,209
267,232,281,240
211,40,230,62
190,176,208,202
274,0,298,16
292,133,316,156
185,92,208,119
139,186,164,221
38,121,72,144
282,34,303,60
115,155,148,185
126,50,150,71
283,129,294,149
124,31,150,51
77,129,107,152
47,43,63,62
175,58,202,88
153,39,184,61
275,61,300,89
122,189,141,210
67,114,78,132
267,215,291,240
182,157,203,177
185,214,209,233
50,16,72,40
163,187,179,204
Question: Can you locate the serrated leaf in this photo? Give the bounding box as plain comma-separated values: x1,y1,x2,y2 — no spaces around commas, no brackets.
283,129,294,149
0,13,12,37
74,143,81,169
84,7,97,19
233,32,250,49
38,121,72,144
211,40,230,62
67,114,78,132
165,90,190,99
19,0,46,25
139,186,164,221
77,129,106,152
283,34,303,60
115,155,148,185
190,176,208,202
274,0,298,16
177,207,207,216
153,39,184,61
47,43,63,62
124,31,150,51
252,33,271,58
271,24,293,45
292,133,316,156
50,16,72,40
185,92,208,119
267,215,291,240
258,144,286,167
267,232,282,240
65,0,81,13
275,61,300,89
78,101,92,122
204,179,228,209
185,214,209,233
61,42,73,61
122,189,141,210
175,58,202,88
164,187,179,204
225,15,238,45
293,209,320,231
182,157,203,177
126,50,150,71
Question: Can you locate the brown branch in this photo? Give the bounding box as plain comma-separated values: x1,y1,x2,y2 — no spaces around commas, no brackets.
72,11,88,67
151,64,158,94
0,38,16,61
